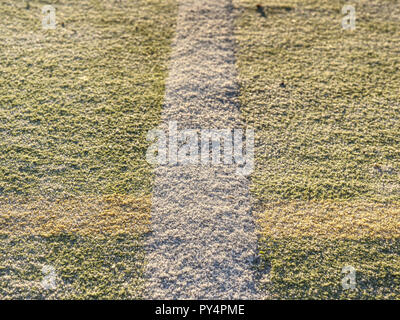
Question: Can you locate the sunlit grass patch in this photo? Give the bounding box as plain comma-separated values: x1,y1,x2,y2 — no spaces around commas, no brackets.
258,201,400,240
0,195,151,238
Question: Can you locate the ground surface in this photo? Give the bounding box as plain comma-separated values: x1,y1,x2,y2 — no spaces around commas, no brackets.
0,0,176,299
1,0,400,299
234,0,400,299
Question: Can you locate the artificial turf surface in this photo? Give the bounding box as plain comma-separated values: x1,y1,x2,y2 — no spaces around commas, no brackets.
1,0,399,299
0,0,177,299
234,0,400,299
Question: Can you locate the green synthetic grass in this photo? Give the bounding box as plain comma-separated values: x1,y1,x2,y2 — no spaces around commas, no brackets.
235,0,400,203
0,195,151,299
234,0,400,298
0,0,177,197
255,201,400,299
0,234,146,299
258,238,400,299
2,0,400,300
0,0,177,299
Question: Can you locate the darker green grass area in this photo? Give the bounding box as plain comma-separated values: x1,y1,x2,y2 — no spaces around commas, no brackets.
235,0,400,202
0,0,177,198
0,234,146,299
257,237,400,299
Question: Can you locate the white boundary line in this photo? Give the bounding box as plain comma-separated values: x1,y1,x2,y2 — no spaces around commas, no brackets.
145,0,259,299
